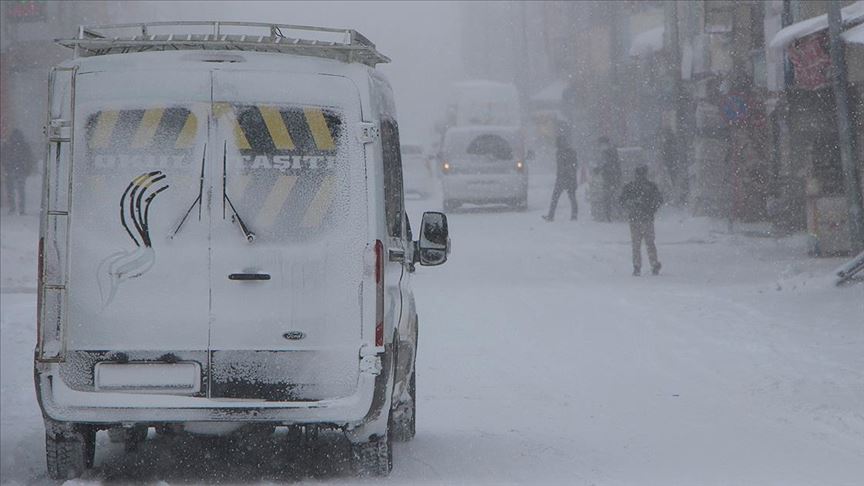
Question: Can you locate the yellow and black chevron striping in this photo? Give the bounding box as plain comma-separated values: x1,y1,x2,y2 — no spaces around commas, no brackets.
87,107,198,151
216,104,341,155
220,104,344,235
86,104,340,154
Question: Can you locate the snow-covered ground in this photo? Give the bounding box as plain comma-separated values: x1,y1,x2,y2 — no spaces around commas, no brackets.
2,177,863,484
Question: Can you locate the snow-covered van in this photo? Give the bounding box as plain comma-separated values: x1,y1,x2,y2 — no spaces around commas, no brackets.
35,22,449,479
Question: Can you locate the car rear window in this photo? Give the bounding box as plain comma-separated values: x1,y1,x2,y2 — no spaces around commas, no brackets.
466,134,513,160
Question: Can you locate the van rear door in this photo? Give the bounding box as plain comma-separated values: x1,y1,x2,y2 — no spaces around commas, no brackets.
66,69,211,379
208,71,366,401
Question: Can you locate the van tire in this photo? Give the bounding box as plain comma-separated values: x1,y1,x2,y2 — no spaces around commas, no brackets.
45,423,95,480
392,370,416,442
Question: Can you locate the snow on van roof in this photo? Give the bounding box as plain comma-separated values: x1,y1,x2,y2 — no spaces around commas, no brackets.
57,49,376,91
56,21,390,67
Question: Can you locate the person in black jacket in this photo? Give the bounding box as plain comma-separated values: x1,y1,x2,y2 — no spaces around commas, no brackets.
619,166,663,276
543,135,578,222
1,128,34,215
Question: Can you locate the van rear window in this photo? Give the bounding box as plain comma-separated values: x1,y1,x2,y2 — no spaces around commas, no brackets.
78,103,352,243
220,104,348,241
84,107,200,172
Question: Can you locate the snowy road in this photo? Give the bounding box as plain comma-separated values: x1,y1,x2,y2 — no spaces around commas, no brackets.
2,179,863,484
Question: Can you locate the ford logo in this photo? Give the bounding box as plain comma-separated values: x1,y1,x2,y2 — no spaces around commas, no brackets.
282,331,305,341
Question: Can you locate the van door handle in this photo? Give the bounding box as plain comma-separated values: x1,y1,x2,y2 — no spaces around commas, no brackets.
228,273,271,281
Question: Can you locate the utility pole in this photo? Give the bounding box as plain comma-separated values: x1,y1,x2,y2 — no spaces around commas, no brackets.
666,0,687,205
827,3,864,252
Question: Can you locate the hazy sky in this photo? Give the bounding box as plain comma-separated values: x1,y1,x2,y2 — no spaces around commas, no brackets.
122,1,465,143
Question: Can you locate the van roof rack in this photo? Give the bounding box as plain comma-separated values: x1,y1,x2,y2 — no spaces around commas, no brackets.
56,21,390,67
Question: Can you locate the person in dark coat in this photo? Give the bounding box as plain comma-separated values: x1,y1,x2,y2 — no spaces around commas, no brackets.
595,136,622,222
619,166,663,276
1,128,34,215
543,135,578,222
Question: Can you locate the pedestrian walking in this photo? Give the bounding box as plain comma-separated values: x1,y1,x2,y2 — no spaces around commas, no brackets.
619,166,663,276
1,128,34,215
595,136,622,222
543,135,578,222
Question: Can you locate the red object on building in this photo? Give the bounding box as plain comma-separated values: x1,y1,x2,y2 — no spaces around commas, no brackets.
787,32,832,91
5,0,46,21
0,53,9,139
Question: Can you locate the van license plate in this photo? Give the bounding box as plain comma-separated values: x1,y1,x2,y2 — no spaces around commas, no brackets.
94,362,201,394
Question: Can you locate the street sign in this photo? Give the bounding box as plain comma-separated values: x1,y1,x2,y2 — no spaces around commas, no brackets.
721,94,748,123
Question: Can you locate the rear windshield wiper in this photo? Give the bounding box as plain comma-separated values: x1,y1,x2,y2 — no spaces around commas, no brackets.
223,141,255,243
169,144,206,240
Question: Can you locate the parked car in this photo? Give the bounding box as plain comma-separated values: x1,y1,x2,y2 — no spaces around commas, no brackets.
36,21,450,479
440,126,528,211
401,142,435,198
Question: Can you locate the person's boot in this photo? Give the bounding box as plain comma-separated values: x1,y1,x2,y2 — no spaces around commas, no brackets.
651,262,662,276
542,214,553,222
632,267,641,277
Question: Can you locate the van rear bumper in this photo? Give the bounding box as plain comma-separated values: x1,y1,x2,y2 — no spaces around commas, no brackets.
36,357,385,427
442,173,527,202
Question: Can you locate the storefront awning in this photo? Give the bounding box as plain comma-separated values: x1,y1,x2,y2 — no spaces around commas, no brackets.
769,1,864,51
842,22,864,45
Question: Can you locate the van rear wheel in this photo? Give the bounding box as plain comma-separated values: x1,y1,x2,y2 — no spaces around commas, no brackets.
45,422,95,480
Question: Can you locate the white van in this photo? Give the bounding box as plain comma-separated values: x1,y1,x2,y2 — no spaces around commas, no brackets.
35,22,449,479
440,126,528,211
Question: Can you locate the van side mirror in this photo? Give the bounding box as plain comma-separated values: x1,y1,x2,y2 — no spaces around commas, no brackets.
417,211,450,266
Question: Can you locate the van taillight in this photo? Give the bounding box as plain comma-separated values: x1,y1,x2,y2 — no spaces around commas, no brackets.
374,239,384,347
